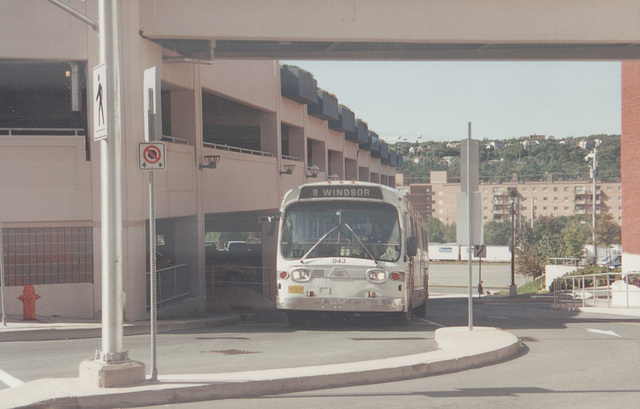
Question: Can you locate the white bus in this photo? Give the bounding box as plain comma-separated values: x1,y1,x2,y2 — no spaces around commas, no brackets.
276,181,429,326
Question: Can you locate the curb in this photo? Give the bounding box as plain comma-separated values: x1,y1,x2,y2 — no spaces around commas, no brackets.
0,316,241,342
1,326,521,409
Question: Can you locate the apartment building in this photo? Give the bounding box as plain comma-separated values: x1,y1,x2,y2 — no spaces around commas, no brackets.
0,2,400,320
399,171,622,225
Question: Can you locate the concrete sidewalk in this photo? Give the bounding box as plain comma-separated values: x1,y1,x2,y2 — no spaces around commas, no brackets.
0,325,521,409
0,314,241,342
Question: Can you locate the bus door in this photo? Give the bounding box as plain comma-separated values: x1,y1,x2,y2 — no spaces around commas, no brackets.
405,213,416,291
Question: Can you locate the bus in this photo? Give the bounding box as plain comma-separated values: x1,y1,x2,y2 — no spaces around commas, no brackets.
275,181,429,326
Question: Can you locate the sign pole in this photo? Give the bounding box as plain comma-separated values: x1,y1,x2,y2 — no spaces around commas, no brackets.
467,122,473,331
149,170,158,380
146,88,158,381
0,204,6,327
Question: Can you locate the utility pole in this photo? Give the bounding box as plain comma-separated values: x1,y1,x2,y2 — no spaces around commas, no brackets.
78,0,145,387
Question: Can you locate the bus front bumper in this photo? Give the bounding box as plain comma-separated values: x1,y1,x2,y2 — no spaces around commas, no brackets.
276,296,405,312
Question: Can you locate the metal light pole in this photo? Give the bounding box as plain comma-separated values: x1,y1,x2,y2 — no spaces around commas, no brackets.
591,148,598,265
586,148,598,264
97,0,127,364
509,198,517,296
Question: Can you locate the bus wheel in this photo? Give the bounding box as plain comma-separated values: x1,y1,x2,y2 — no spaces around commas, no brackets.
394,305,412,325
414,300,427,318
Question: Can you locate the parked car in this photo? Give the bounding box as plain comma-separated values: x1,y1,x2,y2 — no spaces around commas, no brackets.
608,255,622,270
597,254,621,269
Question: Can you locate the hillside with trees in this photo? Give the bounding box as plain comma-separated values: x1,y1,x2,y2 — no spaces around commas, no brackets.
396,134,620,184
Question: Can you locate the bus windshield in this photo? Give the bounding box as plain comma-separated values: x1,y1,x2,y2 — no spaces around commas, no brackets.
280,202,401,262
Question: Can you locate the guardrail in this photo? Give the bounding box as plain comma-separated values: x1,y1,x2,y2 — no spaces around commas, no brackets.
553,272,640,310
146,263,191,310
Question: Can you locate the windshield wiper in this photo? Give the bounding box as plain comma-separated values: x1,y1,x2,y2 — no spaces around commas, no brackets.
300,225,339,264
343,222,379,266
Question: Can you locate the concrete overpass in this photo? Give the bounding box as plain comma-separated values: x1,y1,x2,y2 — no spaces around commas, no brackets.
139,0,640,61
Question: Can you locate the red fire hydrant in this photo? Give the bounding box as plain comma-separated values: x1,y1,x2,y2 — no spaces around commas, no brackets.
18,285,40,320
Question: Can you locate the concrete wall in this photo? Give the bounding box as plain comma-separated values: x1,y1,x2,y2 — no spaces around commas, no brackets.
4,283,94,320
545,265,580,289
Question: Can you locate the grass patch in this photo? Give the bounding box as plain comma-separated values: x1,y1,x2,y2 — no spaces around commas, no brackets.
517,279,545,295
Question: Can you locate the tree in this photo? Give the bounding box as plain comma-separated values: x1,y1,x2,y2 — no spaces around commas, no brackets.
595,210,621,248
484,220,511,245
426,217,446,243
516,216,572,278
563,218,591,259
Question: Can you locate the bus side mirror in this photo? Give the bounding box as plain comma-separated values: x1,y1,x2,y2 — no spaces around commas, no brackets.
267,216,280,236
406,236,418,257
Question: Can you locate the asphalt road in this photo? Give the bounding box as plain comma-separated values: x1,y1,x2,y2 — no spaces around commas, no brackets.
129,298,639,409
0,309,441,390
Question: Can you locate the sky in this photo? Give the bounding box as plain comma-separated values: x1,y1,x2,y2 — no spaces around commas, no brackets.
283,60,621,143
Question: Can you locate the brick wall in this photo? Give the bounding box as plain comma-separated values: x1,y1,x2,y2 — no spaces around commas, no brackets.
622,62,640,254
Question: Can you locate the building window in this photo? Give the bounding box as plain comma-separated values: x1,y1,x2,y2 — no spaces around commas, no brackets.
533,188,538,192
543,187,548,192
2,226,93,286
553,187,558,192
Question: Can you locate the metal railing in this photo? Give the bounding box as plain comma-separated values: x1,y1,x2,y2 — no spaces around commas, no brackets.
206,265,272,306
0,127,85,136
160,135,190,145
203,142,274,157
548,257,583,266
553,272,640,310
146,263,191,310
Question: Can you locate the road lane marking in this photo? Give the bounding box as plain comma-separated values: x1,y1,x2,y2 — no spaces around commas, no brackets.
0,369,24,388
415,318,444,327
587,328,621,338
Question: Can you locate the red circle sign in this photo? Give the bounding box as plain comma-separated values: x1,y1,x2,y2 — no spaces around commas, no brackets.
143,145,162,164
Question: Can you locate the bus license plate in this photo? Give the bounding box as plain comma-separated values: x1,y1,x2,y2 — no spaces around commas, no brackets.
288,285,304,294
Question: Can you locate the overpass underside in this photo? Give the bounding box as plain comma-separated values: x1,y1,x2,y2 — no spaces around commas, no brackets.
139,0,640,61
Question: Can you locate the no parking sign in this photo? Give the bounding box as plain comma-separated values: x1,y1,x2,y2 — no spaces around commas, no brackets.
138,142,166,170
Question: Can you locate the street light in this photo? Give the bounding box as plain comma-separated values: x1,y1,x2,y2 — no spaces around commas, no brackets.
585,148,598,264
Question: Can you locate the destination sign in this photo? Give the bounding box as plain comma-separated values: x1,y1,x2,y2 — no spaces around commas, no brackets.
299,185,383,200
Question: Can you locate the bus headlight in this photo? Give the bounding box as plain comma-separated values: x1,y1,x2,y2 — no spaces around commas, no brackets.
366,268,388,283
291,268,311,282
